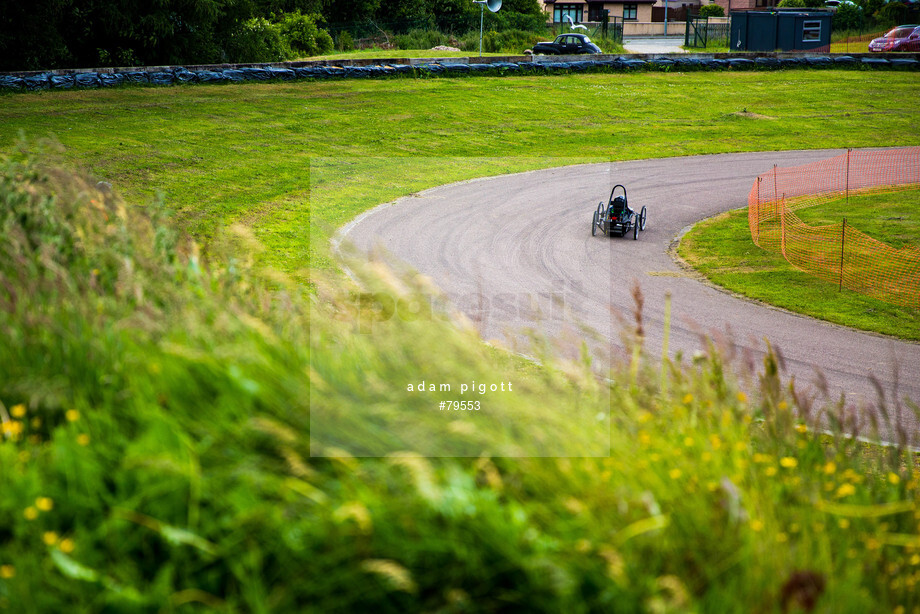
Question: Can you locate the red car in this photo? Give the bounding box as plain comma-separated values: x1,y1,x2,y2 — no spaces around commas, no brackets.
868,24,920,52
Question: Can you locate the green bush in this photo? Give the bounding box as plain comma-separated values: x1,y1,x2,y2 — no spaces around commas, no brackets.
699,4,726,17
778,0,807,7
224,16,290,63
456,29,548,53
276,11,334,57
337,30,356,51
875,1,911,26
394,29,453,50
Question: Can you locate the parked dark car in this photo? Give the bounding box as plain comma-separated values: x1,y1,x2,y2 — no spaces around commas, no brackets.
531,34,601,55
868,24,920,52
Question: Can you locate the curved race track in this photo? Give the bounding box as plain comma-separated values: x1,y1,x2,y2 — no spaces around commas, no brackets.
341,150,919,443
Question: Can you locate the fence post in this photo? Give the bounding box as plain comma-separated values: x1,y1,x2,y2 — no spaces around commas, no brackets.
773,164,778,230
845,148,851,206
839,217,846,292
773,164,778,204
780,194,786,258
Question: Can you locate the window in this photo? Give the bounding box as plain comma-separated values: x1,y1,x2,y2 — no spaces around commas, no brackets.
623,3,638,20
802,20,821,42
554,4,583,23
588,5,609,21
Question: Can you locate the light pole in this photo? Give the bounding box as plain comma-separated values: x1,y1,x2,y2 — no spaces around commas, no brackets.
664,0,669,35
473,0,502,57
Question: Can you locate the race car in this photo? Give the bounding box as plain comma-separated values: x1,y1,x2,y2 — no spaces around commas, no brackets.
592,184,647,240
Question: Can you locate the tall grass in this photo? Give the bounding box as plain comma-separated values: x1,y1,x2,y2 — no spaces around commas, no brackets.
1,143,919,611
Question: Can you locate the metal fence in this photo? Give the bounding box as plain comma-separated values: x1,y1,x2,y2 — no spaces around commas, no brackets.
685,16,730,48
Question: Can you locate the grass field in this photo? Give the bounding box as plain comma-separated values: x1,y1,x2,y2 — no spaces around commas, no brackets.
1,70,918,275
2,70,920,612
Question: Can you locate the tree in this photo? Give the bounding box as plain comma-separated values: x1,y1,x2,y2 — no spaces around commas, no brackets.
833,2,865,30
322,0,382,27
375,0,433,31
777,0,806,7
428,0,479,33
0,0,74,70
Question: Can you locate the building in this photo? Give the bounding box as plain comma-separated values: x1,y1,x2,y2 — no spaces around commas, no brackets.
730,9,832,51
710,0,778,15
543,1,656,25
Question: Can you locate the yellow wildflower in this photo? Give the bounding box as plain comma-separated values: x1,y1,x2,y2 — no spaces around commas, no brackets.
736,392,747,403
59,538,75,554
780,457,798,469
683,393,694,404
751,519,764,532
36,497,53,512
823,462,837,475
23,507,38,521
836,483,856,498
669,468,682,480
65,410,80,422
888,473,901,485
1,421,22,438
0,565,14,579
838,518,850,529
10,404,26,418
42,532,58,546
77,434,90,446
795,423,808,433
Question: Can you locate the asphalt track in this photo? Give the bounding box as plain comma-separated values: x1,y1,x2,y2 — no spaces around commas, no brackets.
341,150,919,444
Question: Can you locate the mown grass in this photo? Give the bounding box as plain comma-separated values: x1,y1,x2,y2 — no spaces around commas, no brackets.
795,189,920,250
678,188,920,339
1,70,918,276
1,149,918,612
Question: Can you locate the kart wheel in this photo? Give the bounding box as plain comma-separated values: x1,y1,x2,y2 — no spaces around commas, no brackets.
592,211,598,236
633,221,638,240
639,206,647,231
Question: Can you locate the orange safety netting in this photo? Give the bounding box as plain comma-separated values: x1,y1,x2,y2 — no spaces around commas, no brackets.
748,147,920,308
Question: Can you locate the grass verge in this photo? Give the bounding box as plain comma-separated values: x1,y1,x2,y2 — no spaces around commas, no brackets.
677,189,920,340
